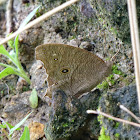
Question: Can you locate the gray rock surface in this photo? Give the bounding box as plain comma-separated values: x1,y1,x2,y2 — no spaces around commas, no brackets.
100,84,140,140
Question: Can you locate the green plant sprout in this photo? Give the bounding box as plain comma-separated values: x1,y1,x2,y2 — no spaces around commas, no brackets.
0,6,40,84
0,38,31,84
29,88,38,108
0,112,31,140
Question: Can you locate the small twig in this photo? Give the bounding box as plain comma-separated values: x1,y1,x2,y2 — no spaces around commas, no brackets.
6,0,14,35
0,0,79,45
110,43,121,62
120,105,140,123
87,110,140,128
4,82,10,95
127,0,140,113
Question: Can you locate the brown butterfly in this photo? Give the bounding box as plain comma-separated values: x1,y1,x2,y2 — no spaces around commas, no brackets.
35,44,112,98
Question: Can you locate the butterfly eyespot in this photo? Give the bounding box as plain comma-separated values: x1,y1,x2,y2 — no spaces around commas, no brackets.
54,58,58,61
61,68,70,73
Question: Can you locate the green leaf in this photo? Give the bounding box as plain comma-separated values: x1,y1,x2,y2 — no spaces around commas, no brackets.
0,63,31,84
6,122,14,129
14,35,19,58
19,6,41,29
29,88,38,108
0,67,19,79
9,112,32,136
0,45,17,65
0,124,7,129
6,122,21,130
0,122,21,130
20,126,30,140
0,45,11,58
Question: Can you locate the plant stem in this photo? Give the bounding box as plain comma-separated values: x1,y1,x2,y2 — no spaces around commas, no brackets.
127,0,140,114
16,59,31,84
18,68,31,84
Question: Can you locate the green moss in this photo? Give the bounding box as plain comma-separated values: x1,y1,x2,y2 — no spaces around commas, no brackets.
97,80,109,89
22,86,30,92
36,11,41,17
98,127,110,140
97,64,124,90
62,123,69,127
97,114,103,125
112,65,123,75
49,116,78,138
108,118,113,121
115,122,120,128
115,133,120,138
98,114,110,139
71,119,75,123
107,74,115,85
97,112,120,140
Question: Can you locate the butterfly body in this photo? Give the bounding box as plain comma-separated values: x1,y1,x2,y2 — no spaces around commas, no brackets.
35,44,112,98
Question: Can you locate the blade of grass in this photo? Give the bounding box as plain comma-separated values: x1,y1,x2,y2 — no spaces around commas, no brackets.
9,112,32,136
19,6,40,30
14,35,19,58
20,126,30,140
